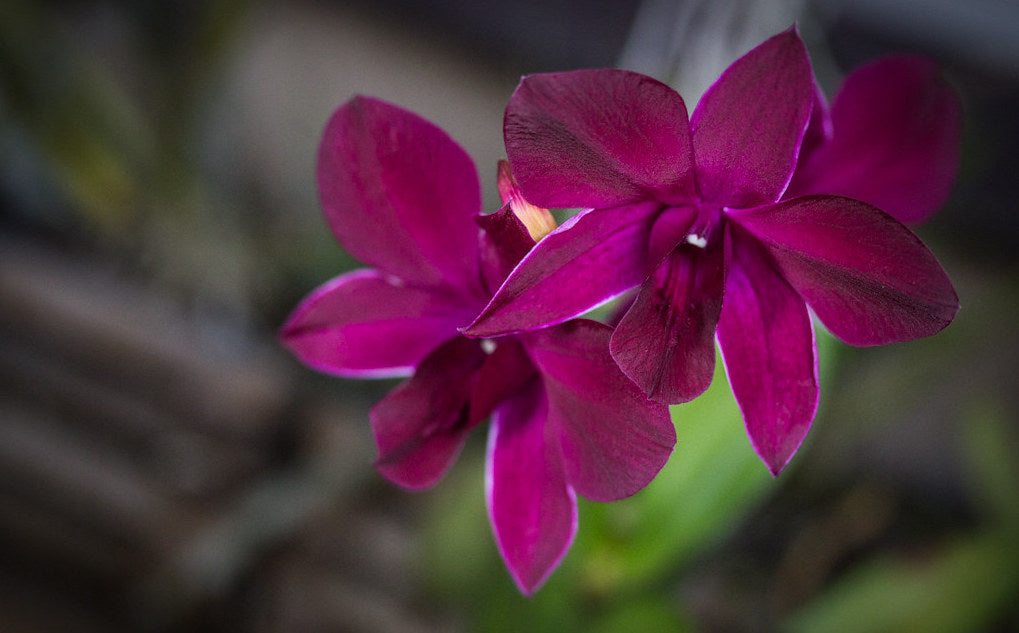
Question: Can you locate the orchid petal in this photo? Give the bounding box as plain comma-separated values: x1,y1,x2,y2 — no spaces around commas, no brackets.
523,320,674,502
476,205,536,294
505,69,695,208
280,269,476,378
466,202,664,337
486,379,577,595
786,55,961,224
717,227,818,475
728,196,959,346
318,96,483,292
691,27,813,207
370,336,487,490
469,338,537,426
610,236,727,404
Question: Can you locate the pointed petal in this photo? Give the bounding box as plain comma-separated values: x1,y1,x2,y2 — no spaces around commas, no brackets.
691,28,813,207
505,69,695,208
466,202,666,337
523,320,674,502
476,205,536,294
318,96,482,291
280,269,476,377
728,196,959,346
717,227,818,475
786,55,961,224
370,336,487,489
486,380,577,595
610,237,726,404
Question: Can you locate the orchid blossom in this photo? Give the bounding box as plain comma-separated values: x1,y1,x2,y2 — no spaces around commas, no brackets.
279,96,674,594
466,28,959,475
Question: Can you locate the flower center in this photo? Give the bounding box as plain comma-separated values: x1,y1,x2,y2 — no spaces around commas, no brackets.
685,203,724,250
648,202,724,265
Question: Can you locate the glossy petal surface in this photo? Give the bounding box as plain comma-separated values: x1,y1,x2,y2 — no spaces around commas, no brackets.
787,55,961,224
524,320,674,502
486,379,576,595
466,202,663,337
691,28,813,207
505,69,695,208
728,196,959,346
610,239,726,404
370,336,487,489
318,96,482,292
717,227,818,475
280,269,475,377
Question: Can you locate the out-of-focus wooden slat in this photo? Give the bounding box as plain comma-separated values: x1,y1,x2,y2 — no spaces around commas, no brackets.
0,404,199,553
0,486,138,585
0,238,293,440
247,560,446,633
0,234,442,632
0,332,268,497
0,567,118,633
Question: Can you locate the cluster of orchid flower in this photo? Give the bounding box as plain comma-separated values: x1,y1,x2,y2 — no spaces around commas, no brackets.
281,28,961,594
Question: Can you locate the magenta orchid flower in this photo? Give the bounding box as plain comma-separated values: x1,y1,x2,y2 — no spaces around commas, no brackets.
466,28,959,475
788,54,962,225
279,96,674,594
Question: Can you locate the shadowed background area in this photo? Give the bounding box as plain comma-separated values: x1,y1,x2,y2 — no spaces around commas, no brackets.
1,0,1017,631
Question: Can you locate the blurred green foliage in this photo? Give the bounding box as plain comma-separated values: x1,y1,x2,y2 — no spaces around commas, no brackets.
1,0,247,233
0,0,351,327
787,405,1019,633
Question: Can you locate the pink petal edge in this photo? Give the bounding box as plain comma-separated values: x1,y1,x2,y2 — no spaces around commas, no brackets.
717,226,819,475
486,381,577,595
280,269,476,378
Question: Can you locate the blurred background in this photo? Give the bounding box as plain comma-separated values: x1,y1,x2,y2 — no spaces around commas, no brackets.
1,0,1017,631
